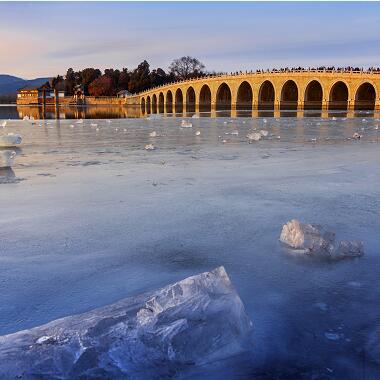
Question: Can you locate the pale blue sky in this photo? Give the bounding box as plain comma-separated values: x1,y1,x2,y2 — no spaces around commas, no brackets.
1,1,380,78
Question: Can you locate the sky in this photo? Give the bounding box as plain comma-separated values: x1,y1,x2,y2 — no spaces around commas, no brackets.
1,1,380,79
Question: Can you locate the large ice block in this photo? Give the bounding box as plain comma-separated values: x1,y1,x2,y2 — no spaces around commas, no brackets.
0,266,252,379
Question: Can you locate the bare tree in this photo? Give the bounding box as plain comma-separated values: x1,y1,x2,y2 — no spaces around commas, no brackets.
169,56,205,80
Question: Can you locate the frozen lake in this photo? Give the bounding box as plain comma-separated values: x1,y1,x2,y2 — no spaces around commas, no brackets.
0,115,379,379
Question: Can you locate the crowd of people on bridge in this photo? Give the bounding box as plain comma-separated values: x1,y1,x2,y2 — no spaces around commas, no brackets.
203,66,380,77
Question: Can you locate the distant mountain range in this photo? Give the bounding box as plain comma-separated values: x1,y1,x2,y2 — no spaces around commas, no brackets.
0,75,51,96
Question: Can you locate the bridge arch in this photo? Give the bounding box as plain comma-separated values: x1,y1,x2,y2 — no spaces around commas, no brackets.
258,80,275,110
216,82,232,111
199,84,211,113
175,88,183,113
236,81,253,110
146,96,151,114
329,81,349,110
280,80,298,110
355,82,376,110
166,90,173,113
141,97,146,114
152,94,157,114
186,86,196,113
158,92,164,113
304,80,323,110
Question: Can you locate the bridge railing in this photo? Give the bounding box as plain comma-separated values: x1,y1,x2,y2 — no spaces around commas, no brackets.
138,68,380,96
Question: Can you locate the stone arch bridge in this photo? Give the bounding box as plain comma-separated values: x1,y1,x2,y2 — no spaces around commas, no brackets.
125,70,380,117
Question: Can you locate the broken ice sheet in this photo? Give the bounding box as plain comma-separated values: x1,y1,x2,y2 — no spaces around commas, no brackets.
0,266,252,379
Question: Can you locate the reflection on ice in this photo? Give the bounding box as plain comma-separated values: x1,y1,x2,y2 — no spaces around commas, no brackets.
0,267,252,379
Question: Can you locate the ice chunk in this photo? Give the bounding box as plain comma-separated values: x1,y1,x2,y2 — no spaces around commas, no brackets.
0,133,22,147
90,123,98,127
279,219,364,260
324,332,340,341
36,335,55,345
260,130,269,137
352,132,362,140
279,219,335,255
0,121,6,128
191,114,200,119
145,144,155,150
180,120,193,128
0,150,16,168
0,267,252,379
149,131,157,137
195,130,201,136
247,132,262,142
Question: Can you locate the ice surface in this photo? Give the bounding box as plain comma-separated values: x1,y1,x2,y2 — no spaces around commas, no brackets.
367,327,380,365
1,114,380,379
279,219,363,259
0,266,252,379
0,133,22,147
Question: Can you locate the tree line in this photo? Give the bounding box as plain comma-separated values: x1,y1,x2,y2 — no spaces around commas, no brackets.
52,56,212,97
